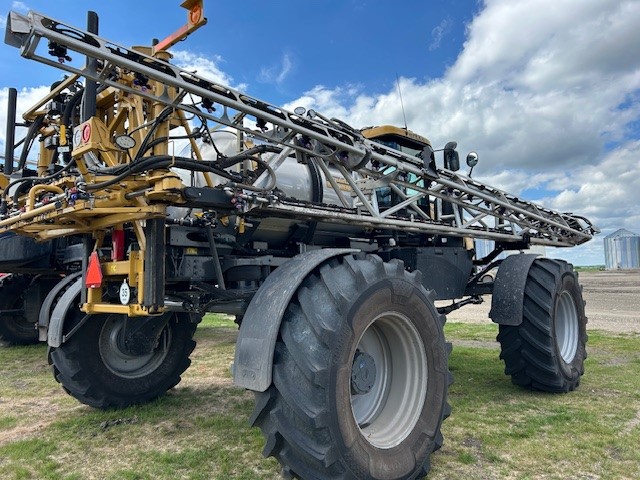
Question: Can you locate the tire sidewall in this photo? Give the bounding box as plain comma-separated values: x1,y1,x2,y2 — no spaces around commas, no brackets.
330,276,448,479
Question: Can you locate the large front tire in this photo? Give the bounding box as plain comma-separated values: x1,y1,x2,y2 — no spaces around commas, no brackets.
49,308,197,409
497,258,587,392
251,254,451,479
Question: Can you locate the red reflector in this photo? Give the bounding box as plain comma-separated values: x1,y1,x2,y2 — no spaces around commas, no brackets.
86,251,103,288
112,229,125,261
82,123,91,143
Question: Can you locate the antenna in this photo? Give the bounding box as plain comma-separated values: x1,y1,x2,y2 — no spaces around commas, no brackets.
396,73,408,131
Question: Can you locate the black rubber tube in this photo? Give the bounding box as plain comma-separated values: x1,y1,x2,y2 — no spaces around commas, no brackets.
4,88,17,175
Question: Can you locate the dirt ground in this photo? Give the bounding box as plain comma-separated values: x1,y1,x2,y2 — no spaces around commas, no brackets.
445,269,640,334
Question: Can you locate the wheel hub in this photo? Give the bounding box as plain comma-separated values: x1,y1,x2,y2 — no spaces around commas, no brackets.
351,350,377,395
99,314,171,378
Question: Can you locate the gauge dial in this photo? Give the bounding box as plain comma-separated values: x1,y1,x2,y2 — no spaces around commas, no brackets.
114,134,136,150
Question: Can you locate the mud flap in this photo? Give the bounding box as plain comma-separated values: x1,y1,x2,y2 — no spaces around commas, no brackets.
38,272,82,342
47,276,85,347
233,248,357,392
489,253,538,326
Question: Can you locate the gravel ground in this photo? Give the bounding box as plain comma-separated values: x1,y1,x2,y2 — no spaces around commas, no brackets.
444,269,640,334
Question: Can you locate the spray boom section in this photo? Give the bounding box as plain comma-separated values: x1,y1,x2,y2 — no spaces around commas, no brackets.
1,8,597,251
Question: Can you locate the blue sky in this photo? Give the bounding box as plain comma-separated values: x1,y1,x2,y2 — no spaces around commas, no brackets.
0,0,478,100
2,0,640,265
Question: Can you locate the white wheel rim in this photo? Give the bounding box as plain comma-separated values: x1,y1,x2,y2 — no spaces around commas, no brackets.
350,311,428,449
555,291,579,363
99,315,171,378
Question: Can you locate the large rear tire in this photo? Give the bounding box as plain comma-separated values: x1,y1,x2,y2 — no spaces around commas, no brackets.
49,300,197,408
251,254,451,479
0,274,38,345
497,258,587,392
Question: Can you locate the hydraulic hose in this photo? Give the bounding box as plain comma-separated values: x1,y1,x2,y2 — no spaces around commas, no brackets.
134,106,174,160
17,115,45,171
60,87,84,164
85,151,278,192
3,160,76,202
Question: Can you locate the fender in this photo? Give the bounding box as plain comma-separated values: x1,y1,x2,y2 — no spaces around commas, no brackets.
47,276,85,347
489,253,539,326
234,248,357,392
38,271,82,342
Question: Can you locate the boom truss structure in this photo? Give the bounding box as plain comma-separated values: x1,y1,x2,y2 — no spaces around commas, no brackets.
3,10,597,247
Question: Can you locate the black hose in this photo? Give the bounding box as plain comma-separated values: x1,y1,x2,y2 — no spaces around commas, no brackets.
4,160,76,202
14,85,85,171
62,88,84,126
97,144,280,178
60,88,84,163
84,155,239,191
215,144,281,168
86,151,279,193
140,131,202,155
11,180,33,205
134,106,174,160
17,116,45,171
5,145,281,203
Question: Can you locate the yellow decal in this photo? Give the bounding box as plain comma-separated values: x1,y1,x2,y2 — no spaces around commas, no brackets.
328,177,353,192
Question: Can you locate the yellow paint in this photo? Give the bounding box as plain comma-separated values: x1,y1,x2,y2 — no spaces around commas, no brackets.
328,177,353,192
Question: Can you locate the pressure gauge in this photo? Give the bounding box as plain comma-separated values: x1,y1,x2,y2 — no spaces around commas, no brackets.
73,128,83,148
114,134,136,150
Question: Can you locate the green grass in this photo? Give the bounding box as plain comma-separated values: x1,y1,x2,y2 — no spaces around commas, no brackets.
574,265,605,272
435,324,640,480
1,316,639,479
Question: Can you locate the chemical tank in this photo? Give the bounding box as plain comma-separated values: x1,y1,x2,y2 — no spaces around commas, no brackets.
176,131,364,249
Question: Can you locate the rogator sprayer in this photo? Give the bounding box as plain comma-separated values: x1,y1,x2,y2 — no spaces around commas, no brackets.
1,4,598,479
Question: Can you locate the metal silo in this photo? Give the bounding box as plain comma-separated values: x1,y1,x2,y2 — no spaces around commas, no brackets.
604,229,640,270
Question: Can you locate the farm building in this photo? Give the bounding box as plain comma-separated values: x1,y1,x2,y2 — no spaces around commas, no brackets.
604,229,640,270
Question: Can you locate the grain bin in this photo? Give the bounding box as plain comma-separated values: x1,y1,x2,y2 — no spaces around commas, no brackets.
604,229,640,270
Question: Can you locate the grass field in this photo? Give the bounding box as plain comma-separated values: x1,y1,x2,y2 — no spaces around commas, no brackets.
1,315,639,479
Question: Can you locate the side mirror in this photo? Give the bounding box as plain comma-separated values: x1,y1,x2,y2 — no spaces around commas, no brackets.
466,151,479,176
444,141,460,171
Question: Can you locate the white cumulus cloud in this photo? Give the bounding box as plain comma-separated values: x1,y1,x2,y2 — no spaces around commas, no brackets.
259,53,294,85
0,85,52,163
282,0,640,264
171,50,243,91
